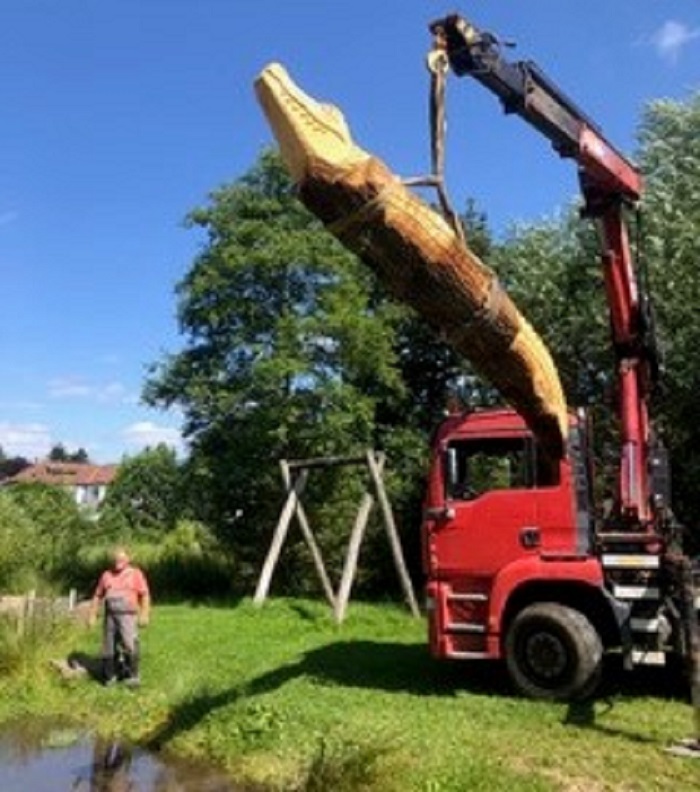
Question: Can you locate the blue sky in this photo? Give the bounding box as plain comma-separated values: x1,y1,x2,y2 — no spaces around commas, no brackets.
1,2,698,463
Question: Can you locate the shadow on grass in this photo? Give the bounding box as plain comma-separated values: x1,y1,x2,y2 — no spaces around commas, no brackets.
563,655,693,745
145,639,509,749
145,640,692,751
597,654,689,701
65,651,103,683
563,696,665,747
244,640,511,699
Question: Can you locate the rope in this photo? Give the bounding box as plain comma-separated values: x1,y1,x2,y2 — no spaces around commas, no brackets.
326,34,467,249
424,40,467,247
325,180,402,240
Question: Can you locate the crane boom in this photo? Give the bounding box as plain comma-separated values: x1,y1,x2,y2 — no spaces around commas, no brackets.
429,13,659,525
430,14,642,208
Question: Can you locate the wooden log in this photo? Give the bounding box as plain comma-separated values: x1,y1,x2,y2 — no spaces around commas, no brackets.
280,461,336,609
334,490,375,624
256,63,568,458
366,451,420,618
253,467,309,605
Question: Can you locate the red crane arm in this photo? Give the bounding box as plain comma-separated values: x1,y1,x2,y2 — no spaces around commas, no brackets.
431,13,656,523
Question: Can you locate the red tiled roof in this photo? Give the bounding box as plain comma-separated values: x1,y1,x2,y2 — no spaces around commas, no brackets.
7,462,118,487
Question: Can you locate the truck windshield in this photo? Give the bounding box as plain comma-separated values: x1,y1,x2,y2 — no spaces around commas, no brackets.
445,436,559,500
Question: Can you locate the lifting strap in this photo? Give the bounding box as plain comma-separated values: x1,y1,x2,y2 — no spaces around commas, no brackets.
404,33,466,247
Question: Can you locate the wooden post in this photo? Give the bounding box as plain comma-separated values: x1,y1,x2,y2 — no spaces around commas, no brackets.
366,451,420,617
334,454,386,623
280,461,336,609
256,450,419,621
253,467,309,606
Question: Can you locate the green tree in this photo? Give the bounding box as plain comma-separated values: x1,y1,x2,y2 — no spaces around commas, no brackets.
0,491,40,591
144,150,417,585
637,92,700,537
100,445,183,536
5,483,87,584
488,92,700,540
0,447,29,481
48,444,89,463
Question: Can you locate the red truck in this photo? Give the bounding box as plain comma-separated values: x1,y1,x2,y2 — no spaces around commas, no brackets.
422,14,700,701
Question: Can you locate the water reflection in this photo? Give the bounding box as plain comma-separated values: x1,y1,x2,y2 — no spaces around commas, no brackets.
73,738,137,791
0,719,239,791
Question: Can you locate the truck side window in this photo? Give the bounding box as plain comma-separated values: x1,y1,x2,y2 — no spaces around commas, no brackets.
446,437,559,500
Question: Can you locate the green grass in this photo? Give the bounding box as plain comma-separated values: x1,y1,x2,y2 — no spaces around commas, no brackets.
0,598,698,790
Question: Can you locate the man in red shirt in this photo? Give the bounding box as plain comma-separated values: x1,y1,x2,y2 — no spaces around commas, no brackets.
89,547,151,687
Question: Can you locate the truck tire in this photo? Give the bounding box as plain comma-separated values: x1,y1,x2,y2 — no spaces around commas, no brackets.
505,603,603,701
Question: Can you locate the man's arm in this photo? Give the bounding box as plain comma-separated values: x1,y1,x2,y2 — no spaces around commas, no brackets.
138,591,151,626
88,576,105,628
136,569,151,626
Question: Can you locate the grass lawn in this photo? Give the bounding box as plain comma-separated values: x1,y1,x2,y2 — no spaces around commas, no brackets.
0,598,698,790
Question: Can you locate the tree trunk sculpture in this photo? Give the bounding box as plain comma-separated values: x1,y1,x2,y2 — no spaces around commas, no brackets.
255,63,568,458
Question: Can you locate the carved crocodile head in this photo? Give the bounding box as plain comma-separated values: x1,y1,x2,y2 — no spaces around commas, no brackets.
255,63,370,181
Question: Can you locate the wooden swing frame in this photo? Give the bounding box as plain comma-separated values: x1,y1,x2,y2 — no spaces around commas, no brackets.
253,450,420,623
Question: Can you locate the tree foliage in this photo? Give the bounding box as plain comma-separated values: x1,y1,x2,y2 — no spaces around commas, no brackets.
637,93,700,531
48,443,89,463
100,444,184,536
0,447,29,481
144,90,700,592
1,483,88,588
493,92,700,536
0,491,40,591
144,151,421,586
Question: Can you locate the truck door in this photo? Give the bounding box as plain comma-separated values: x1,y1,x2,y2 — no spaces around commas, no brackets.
428,435,561,576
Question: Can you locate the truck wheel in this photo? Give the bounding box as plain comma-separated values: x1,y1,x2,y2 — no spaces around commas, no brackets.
505,603,603,701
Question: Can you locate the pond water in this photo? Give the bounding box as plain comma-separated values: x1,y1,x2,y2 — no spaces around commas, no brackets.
0,717,242,791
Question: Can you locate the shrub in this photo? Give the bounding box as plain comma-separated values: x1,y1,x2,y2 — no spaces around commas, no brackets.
0,607,78,679
69,521,236,601
4,483,88,585
0,492,41,592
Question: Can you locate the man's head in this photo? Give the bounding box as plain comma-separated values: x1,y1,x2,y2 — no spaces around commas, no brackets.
113,547,130,572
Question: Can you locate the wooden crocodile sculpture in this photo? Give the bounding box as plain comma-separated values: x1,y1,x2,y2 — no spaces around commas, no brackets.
255,63,568,458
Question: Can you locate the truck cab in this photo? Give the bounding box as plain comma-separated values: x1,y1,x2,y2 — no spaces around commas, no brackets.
423,407,624,699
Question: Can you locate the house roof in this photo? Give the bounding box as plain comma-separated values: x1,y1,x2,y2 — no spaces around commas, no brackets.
7,462,118,487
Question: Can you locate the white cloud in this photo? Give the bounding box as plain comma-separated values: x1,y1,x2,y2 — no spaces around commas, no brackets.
48,377,135,404
0,422,52,460
121,421,184,454
48,378,93,398
651,20,700,64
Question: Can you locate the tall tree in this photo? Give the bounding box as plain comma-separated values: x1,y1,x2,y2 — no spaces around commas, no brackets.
491,92,700,537
144,150,412,582
47,444,90,463
0,446,30,480
638,92,700,535
100,444,183,535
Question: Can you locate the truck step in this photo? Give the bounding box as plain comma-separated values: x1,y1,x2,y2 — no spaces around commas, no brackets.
630,617,661,633
447,592,488,602
602,554,660,569
631,650,666,666
613,584,660,601
446,622,486,634
597,532,662,544
446,649,490,660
